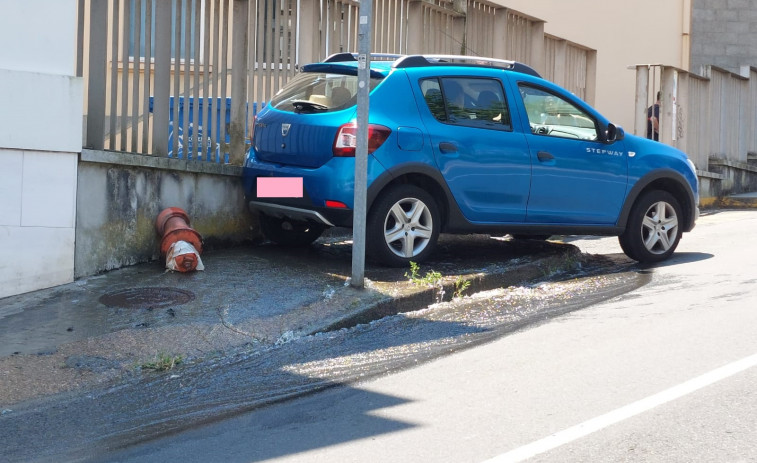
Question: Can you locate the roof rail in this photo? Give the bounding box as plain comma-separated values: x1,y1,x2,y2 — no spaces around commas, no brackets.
321,53,541,78
393,54,541,78
323,52,405,63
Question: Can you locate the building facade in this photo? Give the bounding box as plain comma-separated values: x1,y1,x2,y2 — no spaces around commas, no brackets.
690,0,757,76
0,0,83,298
499,0,693,131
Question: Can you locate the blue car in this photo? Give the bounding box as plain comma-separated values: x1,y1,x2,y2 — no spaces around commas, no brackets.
243,53,699,266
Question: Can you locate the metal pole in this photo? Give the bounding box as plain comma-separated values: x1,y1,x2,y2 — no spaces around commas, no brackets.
86,0,108,150
230,0,249,165
153,0,172,156
351,0,373,288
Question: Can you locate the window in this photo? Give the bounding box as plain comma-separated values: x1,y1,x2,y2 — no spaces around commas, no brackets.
420,77,512,131
269,72,383,113
518,85,597,140
129,0,205,61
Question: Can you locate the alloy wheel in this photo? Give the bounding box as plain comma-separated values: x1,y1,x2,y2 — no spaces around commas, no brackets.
383,197,434,258
641,200,679,254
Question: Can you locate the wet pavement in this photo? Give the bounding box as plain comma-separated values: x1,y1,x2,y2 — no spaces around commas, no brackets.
0,229,651,462
4,269,650,463
0,231,604,408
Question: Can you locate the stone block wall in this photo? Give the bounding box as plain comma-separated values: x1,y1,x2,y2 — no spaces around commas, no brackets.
691,0,757,75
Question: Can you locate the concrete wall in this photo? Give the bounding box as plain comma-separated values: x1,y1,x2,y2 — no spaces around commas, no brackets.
0,0,83,298
708,158,757,197
75,150,258,278
691,0,757,76
498,0,691,131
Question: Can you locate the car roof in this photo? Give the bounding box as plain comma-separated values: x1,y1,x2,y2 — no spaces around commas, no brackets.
302,53,541,79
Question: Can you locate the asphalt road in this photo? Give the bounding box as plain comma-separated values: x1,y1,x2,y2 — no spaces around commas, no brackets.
94,209,757,463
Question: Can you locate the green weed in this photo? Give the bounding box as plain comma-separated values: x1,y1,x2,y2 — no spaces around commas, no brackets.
453,276,471,298
406,261,445,302
140,352,183,372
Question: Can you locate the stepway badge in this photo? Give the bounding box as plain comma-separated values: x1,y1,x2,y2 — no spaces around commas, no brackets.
586,147,624,156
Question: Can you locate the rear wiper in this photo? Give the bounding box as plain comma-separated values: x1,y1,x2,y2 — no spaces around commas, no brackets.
291,100,328,113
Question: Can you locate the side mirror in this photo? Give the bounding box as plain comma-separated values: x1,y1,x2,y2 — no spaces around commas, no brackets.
606,124,625,143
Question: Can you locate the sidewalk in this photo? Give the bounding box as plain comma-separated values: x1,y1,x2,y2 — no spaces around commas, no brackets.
0,232,580,407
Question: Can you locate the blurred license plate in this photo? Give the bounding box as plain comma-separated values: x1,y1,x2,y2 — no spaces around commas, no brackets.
257,177,303,198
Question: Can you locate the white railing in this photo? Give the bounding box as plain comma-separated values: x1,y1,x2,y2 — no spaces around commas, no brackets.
544,34,595,104
78,0,597,165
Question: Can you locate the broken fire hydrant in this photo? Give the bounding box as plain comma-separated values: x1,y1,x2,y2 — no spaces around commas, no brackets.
155,207,204,272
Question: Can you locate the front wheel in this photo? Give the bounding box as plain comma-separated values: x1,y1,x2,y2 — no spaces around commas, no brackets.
259,214,325,247
367,185,441,267
619,190,682,263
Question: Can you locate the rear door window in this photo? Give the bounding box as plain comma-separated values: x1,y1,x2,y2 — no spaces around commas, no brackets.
420,77,512,131
270,72,383,113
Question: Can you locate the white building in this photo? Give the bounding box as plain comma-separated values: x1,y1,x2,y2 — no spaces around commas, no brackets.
501,0,692,130
0,0,83,298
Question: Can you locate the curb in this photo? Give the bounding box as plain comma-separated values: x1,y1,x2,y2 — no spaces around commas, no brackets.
717,196,757,209
319,245,582,333
701,194,757,210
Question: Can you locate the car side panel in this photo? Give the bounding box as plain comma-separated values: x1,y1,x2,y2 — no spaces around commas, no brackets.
504,77,629,225
368,70,441,182
404,68,533,223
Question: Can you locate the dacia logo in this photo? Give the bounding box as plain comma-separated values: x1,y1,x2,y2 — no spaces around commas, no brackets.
586,147,624,156
281,123,291,137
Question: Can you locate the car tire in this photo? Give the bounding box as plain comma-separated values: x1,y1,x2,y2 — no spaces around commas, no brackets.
367,184,441,267
618,190,682,263
259,214,325,247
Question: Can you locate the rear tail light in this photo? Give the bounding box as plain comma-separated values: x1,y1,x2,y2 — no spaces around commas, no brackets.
325,200,348,209
333,123,391,157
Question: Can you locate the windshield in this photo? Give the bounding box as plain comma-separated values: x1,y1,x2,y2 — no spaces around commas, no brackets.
270,72,384,113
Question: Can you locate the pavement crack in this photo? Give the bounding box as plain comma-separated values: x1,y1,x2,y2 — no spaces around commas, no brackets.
216,306,262,342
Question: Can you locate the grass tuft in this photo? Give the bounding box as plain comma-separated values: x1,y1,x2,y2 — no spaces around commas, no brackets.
140,352,183,372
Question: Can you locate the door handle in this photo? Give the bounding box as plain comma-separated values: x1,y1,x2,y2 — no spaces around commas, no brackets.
439,142,458,153
537,151,554,162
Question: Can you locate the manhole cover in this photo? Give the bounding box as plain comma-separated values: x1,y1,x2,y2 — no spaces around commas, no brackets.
99,287,195,309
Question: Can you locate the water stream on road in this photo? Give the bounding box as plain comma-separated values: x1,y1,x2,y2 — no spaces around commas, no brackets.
1,258,650,462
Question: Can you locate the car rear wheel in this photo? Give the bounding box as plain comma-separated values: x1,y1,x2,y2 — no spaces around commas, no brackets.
619,190,682,263
367,185,440,267
259,214,325,247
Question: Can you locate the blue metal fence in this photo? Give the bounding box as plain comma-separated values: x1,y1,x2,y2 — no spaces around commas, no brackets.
148,97,255,163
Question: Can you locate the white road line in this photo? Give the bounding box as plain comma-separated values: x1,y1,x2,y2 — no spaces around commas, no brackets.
484,352,757,463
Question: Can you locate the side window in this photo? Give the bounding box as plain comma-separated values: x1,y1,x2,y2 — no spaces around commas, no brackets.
518,85,598,140
420,79,445,121
420,77,511,131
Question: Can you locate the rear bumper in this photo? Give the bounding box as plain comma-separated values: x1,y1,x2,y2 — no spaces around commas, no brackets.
248,199,354,227
250,201,336,227
243,153,385,228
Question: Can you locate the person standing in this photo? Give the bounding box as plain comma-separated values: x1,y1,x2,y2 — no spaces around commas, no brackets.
647,91,661,141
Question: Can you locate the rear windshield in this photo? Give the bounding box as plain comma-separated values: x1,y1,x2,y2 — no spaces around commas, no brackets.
269,72,384,113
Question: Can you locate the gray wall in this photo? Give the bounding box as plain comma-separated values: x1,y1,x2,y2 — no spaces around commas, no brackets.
75,149,259,278
691,0,757,75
